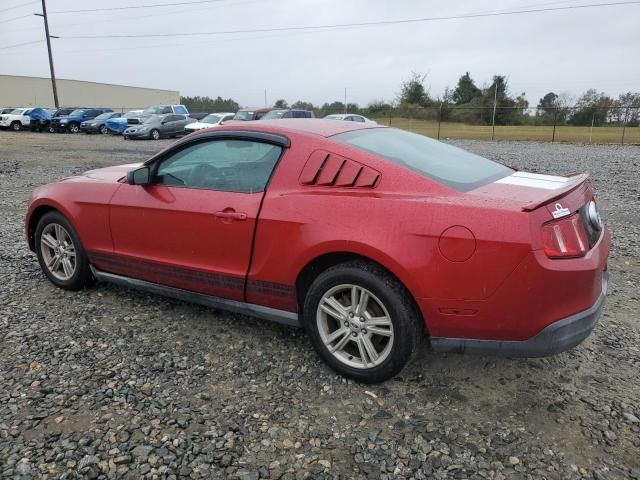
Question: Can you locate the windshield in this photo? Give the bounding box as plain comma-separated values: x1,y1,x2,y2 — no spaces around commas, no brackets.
94,112,112,120
123,111,141,118
143,106,169,115
333,128,512,192
142,115,161,124
233,111,254,121
202,114,222,124
261,110,286,120
69,109,85,116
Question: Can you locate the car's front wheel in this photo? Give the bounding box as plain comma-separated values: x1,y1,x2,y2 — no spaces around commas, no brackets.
303,261,422,383
68,123,79,133
99,125,108,134
150,129,160,140
11,121,22,131
35,211,92,290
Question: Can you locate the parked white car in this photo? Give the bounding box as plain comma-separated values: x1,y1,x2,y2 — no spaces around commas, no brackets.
0,108,33,131
184,112,235,132
323,113,377,124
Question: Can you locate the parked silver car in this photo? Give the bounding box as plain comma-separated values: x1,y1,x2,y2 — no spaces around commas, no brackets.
123,114,193,140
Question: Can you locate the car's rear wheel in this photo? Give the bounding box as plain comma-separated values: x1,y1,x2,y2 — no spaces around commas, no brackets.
11,121,22,131
99,125,108,134
35,211,92,290
150,129,160,140
68,122,79,133
303,261,422,383
47,125,55,133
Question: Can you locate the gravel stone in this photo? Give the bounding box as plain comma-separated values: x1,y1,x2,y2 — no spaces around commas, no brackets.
0,133,639,479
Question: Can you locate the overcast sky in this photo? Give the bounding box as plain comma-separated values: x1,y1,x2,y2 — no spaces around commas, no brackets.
1,0,639,108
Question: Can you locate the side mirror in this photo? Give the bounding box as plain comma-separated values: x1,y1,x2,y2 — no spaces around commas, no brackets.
127,166,151,186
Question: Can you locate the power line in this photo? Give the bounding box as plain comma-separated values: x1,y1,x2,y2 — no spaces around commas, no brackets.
56,1,640,39
0,1,38,15
0,39,43,51
49,0,234,14
0,13,35,25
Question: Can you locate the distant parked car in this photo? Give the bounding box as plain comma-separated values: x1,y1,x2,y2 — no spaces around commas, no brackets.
0,108,33,131
232,108,273,121
127,105,189,126
45,108,76,133
324,114,376,124
261,109,315,119
188,112,209,121
184,112,235,133
50,108,113,133
123,114,193,140
28,108,53,132
106,110,144,135
80,112,123,134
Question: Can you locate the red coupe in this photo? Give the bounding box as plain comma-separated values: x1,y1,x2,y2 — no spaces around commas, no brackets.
25,120,610,382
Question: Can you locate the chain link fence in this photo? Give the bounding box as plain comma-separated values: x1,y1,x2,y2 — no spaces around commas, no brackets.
322,105,640,144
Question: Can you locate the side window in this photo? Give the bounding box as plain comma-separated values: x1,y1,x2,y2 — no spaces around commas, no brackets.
161,106,172,114
174,106,188,115
154,140,283,193
352,116,365,123
255,111,266,120
223,114,235,122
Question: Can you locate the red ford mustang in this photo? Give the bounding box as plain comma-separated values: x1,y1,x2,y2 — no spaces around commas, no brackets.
25,120,610,382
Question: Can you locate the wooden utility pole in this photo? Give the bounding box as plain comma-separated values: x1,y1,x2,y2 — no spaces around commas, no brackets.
36,0,59,108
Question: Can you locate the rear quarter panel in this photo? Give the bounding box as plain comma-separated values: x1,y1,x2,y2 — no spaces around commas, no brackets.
247,134,532,318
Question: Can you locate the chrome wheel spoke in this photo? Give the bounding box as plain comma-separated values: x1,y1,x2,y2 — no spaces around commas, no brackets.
358,335,379,366
41,233,57,250
353,286,369,315
365,314,392,327
61,257,74,278
331,329,352,353
320,296,348,321
366,326,392,337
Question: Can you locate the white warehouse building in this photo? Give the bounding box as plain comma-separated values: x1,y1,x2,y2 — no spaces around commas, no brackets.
0,75,180,111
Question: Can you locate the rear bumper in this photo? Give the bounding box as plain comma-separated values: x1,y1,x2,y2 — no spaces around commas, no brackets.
431,272,608,357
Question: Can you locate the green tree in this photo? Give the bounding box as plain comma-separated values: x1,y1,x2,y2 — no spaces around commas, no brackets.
291,100,315,111
569,89,614,126
398,72,432,107
319,101,346,116
452,72,481,105
180,96,239,113
273,99,288,108
612,91,640,126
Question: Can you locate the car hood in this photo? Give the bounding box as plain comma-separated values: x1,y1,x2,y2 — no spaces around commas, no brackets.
82,163,143,182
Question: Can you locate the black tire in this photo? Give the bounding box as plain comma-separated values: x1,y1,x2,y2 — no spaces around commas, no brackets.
303,261,423,383
150,129,160,140
48,125,55,133
35,211,93,290
11,121,22,131
99,125,108,134
67,122,79,133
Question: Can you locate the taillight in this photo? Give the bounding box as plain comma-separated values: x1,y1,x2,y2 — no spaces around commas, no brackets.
541,214,589,258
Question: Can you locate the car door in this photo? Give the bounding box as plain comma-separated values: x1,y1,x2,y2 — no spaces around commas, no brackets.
106,136,286,301
159,115,176,135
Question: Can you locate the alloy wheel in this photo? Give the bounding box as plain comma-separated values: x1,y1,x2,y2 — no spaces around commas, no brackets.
69,124,79,133
151,129,160,140
316,284,394,369
40,223,77,281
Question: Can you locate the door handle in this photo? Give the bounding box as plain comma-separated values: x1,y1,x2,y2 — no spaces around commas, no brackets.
215,210,247,221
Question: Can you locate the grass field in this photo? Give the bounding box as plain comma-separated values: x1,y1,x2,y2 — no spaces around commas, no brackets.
372,117,640,144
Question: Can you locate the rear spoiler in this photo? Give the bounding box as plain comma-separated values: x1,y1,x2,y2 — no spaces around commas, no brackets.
521,173,589,212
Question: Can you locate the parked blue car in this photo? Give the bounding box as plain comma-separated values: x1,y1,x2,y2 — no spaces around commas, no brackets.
49,108,113,133
106,110,143,135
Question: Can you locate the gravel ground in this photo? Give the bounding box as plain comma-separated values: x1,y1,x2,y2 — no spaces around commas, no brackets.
0,131,639,480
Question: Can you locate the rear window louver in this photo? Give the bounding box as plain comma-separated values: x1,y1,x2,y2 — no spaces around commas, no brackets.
299,150,380,188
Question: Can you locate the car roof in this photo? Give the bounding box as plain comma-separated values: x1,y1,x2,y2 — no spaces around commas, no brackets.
216,118,381,138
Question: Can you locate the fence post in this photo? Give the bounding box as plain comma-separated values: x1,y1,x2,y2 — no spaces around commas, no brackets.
621,107,628,145
388,110,392,127
552,108,557,143
589,113,595,144
437,103,442,140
